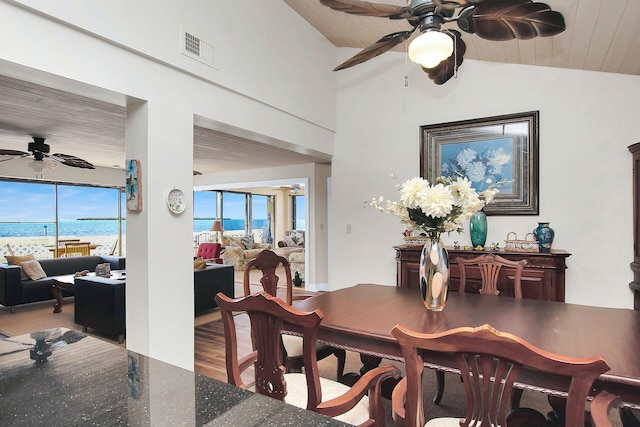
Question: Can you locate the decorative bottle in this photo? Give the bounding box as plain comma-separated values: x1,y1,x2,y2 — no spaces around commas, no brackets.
533,222,555,253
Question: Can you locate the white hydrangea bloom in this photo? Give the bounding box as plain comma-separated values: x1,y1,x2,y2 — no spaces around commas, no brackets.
419,184,454,218
399,177,429,209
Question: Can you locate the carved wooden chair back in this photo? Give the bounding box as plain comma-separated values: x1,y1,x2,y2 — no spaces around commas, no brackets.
244,249,293,305
456,253,527,298
243,249,345,380
63,241,90,257
391,323,616,427
215,291,399,426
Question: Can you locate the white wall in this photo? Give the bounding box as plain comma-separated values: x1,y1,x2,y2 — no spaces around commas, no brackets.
329,50,639,309
0,0,337,368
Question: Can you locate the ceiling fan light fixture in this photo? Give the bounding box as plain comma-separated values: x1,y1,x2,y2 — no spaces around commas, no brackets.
28,160,46,174
408,29,453,69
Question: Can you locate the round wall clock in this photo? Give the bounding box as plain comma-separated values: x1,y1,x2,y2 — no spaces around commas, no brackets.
167,188,186,214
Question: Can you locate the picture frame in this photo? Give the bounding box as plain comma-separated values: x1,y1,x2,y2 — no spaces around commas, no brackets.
125,159,142,211
420,111,539,215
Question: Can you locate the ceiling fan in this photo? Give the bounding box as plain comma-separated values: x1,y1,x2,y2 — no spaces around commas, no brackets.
0,137,95,173
320,0,566,84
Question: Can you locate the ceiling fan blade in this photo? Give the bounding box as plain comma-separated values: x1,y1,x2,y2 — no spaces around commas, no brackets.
50,153,95,169
422,30,466,85
320,0,413,19
432,0,486,10
457,0,565,41
0,149,30,157
0,149,29,163
334,30,415,71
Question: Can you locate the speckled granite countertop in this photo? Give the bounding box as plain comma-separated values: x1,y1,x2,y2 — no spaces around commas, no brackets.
0,328,348,426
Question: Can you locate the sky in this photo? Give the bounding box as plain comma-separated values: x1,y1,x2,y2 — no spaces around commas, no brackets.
0,181,121,222
1,181,273,223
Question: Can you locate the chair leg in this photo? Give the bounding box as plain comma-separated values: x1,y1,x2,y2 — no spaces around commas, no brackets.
433,370,445,404
333,348,346,382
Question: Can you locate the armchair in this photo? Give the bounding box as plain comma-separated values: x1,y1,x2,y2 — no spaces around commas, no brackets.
195,243,224,264
219,234,271,270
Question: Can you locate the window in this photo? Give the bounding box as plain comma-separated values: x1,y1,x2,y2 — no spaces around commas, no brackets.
221,192,247,233
0,179,124,260
193,190,274,243
251,194,272,244
193,190,217,233
292,195,305,230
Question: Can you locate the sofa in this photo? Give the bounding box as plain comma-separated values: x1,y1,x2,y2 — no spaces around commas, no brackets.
0,255,125,313
277,230,305,251
73,264,234,343
220,234,271,270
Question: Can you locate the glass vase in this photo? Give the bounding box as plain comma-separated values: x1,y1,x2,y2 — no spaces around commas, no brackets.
469,209,488,248
419,235,450,311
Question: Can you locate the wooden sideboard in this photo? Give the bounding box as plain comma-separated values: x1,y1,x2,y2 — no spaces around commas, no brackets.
393,245,571,302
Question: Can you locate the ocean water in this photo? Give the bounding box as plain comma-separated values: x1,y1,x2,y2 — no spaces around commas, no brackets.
0,219,266,237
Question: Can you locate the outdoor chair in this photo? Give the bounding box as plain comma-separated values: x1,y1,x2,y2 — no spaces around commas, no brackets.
243,249,345,380
432,253,528,405
63,241,91,257
215,291,400,426
391,323,619,427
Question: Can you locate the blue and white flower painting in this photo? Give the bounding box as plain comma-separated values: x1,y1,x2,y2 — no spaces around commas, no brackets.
440,138,513,193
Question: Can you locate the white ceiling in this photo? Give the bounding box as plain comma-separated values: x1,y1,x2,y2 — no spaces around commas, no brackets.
1,0,638,175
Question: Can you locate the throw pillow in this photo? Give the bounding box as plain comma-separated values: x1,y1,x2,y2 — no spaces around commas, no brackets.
19,260,47,280
282,235,296,247
240,235,254,250
220,235,231,247
194,258,207,270
290,230,304,246
6,254,36,280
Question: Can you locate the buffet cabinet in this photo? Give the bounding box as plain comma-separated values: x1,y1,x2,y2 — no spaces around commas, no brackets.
393,245,571,302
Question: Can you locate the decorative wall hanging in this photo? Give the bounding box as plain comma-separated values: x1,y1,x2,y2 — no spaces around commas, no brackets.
126,159,142,211
421,111,539,215
167,188,186,214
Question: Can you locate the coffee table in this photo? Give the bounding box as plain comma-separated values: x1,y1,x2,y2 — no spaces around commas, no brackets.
51,270,125,313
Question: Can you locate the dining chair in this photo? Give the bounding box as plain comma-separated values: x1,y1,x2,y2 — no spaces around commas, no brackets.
63,241,91,257
243,249,346,381
215,291,400,427
456,253,527,297
432,253,528,405
391,323,618,427
195,242,224,264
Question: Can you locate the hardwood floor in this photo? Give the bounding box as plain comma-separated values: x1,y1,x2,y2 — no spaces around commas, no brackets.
194,266,311,383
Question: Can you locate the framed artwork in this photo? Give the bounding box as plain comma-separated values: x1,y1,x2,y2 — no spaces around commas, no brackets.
420,111,539,215
126,159,142,211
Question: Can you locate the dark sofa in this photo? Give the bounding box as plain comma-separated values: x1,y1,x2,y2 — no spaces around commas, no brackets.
73,264,234,343
0,255,125,313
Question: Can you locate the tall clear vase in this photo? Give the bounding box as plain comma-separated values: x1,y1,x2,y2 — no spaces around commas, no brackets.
419,236,450,311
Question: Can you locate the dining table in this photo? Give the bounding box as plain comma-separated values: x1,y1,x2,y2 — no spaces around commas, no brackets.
288,283,640,410
45,242,101,257
0,327,349,426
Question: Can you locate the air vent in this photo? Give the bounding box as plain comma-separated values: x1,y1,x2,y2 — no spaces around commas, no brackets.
181,29,216,68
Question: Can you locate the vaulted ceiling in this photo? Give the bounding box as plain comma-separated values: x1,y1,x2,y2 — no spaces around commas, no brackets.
1,0,638,175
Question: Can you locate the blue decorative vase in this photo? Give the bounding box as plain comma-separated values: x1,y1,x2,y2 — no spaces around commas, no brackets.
469,209,488,248
533,222,555,253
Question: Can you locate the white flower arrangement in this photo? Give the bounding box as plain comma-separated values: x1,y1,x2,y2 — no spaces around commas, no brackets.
367,176,505,239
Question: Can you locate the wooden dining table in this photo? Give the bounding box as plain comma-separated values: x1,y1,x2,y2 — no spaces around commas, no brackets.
288,283,640,410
